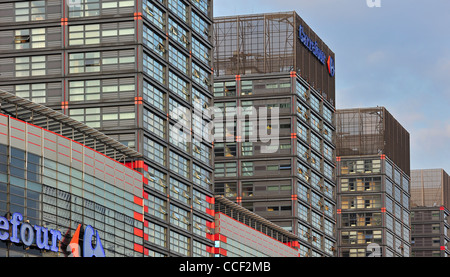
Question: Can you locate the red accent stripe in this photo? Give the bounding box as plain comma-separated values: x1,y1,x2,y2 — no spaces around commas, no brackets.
134,211,143,222
134,196,143,206
134,243,143,253
134,228,143,237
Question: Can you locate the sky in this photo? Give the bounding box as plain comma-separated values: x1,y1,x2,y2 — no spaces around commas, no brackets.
214,0,450,173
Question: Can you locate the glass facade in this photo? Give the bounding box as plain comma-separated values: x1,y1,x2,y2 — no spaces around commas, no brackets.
0,114,144,257
214,74,337,257
0,0,215,257
337,156,411,257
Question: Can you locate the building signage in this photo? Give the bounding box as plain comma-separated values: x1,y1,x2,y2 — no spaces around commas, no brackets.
67,223,105,257
327,56,335,77
0,212,105,257
0,212,62,252
299,25,335,77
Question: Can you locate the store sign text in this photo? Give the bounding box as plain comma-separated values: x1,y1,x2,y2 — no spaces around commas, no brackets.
0,212,62,252
299,25,327,65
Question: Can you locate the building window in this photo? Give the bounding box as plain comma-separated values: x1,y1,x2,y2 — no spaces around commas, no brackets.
15,28,46,49
69,52,101,73
145,222,166,248
15,1,46,22
143,0,165,30
192,88,211,111
169,98,190,128
170,177,190,205
215,162,236,178
191,11,209,39
310,94,320,114
143,80,165,112
192,0,209,15
143,136,166,166
192,37,210,65
145,166,167,194
193,163,212,190
69,78,135,102
143,24,165,56
296,81,308,102
215,182,236,197
168,18,189,49
168,0,188,22
69,106,134,128
192,63,210,90
169,151,190,179
169,45,189,74
143,53,165,84
14,83,46,103
214,81,236,97
15,56,46,77
68,23,134,46
145,195,167,221
169,71,190,101
214,143,236,158
69,0,134,18
170,231,190,256
241,162,253,176
143,108,166,139
170,204,190,231
193,189,212,213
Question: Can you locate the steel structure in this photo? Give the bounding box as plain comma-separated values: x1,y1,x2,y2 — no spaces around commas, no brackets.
214,11,335,105
335,107,411,257
0,89,141,162
410,169,450,257
411,169,450,208
336,107,410,175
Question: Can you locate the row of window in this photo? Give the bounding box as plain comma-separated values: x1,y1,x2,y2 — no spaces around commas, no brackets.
144,222,212,257
144,0,211,40
214,79,334,125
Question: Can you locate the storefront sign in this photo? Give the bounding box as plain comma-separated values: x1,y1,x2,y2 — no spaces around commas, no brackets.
0,212,62,252
0,212,105,257
67,224,105,257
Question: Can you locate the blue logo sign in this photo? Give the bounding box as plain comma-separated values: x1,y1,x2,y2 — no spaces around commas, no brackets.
0,212,105,257
0,212,62,252
327,56,335,77
67,224,105,257
299,25,335,77
299,25,326,65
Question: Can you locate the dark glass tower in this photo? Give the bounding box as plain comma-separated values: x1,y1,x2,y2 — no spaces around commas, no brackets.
0,0,215,257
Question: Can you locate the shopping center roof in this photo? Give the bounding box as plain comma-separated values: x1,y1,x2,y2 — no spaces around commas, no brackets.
0,89,142,162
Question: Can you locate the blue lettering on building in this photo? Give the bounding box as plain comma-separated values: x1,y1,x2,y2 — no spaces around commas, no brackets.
83,225,106,257
299,25,326,65
327,56,335,77
0,212,62,252
0,212,105,257
299,25,335,77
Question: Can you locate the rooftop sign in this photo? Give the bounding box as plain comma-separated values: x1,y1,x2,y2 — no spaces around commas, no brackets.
299,25,335,77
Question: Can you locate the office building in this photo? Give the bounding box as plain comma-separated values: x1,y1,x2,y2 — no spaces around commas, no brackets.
0,89,144,257
335,107,411,257
213,12,337,257
0,0,215,257
410,169,450,257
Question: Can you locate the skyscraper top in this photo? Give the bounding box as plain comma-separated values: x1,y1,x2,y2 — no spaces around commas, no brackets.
213,11,335,104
